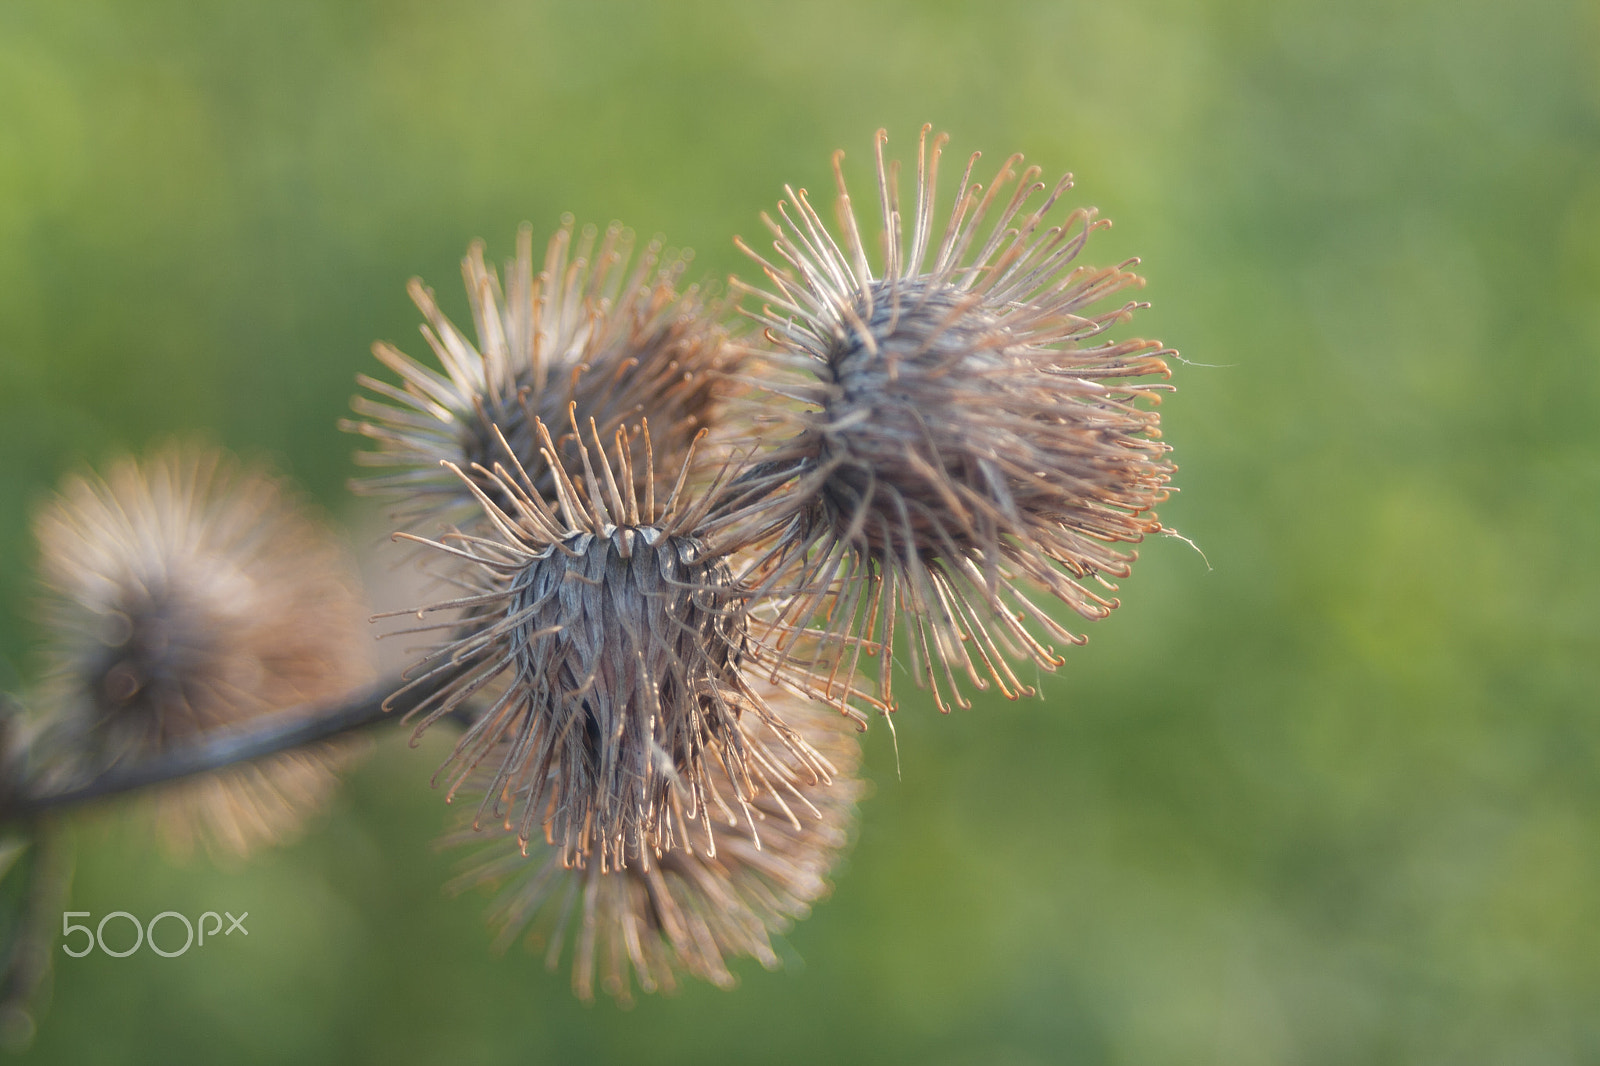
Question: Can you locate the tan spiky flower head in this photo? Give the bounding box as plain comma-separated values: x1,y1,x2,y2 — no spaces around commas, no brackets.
345,217,735,532
385,413,870,875
444,690,864,1005
724,126,1177,712
31,446,373,857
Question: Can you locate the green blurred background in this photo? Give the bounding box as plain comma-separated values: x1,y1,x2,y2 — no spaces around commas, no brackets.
3,0,1598,1061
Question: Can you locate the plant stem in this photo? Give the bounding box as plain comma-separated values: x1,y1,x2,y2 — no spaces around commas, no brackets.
2,669,460,821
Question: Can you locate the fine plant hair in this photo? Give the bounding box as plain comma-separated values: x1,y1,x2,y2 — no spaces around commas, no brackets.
0,125,1178,1035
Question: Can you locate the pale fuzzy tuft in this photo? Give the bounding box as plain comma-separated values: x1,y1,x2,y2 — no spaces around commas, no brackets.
31,446,374,858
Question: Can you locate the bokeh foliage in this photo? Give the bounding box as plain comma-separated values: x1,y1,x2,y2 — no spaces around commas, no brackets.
3,0,1598,1061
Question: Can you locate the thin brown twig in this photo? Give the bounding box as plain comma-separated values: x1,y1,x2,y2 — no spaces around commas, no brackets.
1,667,467,822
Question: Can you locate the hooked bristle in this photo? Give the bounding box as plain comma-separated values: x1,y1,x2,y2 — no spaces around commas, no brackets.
718,127,1177,713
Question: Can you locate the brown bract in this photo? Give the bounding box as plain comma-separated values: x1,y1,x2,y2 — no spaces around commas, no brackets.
444,690,864,1005
345,218,736,534
31,446,373,857
385,416,870,876
718,126,1177,712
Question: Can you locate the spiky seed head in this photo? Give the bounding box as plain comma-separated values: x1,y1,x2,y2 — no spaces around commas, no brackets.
345,217,735,531
723,126,1177,712
386,415,867,875
444,689,864,1005
31,446,374,857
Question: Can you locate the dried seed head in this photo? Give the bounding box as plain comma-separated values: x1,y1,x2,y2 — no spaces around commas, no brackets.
345,217,735,531
31,446,373,857
444,690,864,1005
387,416,865,875
724,126,1177,712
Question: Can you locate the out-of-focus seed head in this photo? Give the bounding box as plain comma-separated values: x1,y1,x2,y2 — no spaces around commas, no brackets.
345,218,735,531
387,415,867,876
31,446,374,857
444,691,864,1005
724,126,1177,712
